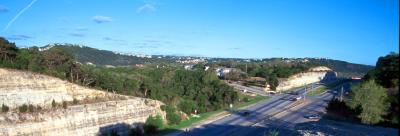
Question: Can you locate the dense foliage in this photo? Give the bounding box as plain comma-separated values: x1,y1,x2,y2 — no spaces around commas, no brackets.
51,44,174,65
348,80,389,124
362,52,399,126
326,52,399,127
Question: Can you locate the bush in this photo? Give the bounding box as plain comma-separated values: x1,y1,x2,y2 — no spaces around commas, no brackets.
28,104,35,112
52,99,57,108
166,112,181,125
19,104,28,113
62,101,68,109
144,115,164,134
178,100,197,115
73,98,78,104
243,97,250,102
1,104,9,112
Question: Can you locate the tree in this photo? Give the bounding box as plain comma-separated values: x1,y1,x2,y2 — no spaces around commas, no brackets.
348,80,389,124
144,115,164,134
0,37,18,61
1,104,9,112
178,100,197,114
166,112,181,125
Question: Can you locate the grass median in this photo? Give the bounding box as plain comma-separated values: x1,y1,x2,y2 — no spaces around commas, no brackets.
306,79,351,96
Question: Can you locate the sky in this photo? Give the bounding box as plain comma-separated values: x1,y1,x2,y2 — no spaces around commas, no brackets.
0,0,398,65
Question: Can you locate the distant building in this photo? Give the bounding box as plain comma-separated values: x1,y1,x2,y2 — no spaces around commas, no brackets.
85,62,95,66
184,65,194,70
204,66,210,71
215,67,240,78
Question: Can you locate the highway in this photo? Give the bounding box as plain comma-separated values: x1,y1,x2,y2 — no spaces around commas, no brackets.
170,81,350,136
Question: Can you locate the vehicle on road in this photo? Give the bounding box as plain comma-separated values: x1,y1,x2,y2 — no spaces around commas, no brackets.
304,114,320,120
292,96,302,101
238,110,251,116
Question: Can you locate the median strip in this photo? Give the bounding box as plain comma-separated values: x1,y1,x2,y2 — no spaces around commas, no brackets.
307,79,350,96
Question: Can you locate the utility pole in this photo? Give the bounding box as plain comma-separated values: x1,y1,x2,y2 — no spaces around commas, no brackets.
340,86,344,101
304,83,307,101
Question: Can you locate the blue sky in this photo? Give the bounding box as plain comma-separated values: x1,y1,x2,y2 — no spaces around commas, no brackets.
0,0,398,65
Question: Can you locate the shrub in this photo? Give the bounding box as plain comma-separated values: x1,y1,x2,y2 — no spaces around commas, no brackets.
73,98,78,104
178,100,197,115
19,104,28,113
144,115,164,134
28,104,35,112
36,105,42,111
166,112,181,125
52,99,57,108
1,104,9,112
62,101,68,109
243,97,250,102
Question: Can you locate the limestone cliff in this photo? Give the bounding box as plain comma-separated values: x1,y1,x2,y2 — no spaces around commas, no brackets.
0,68,164,136
275,66,337,91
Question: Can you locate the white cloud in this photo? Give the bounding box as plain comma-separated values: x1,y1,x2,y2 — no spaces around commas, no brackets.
92,15,113,23
137,4,156,13
0,5,9,12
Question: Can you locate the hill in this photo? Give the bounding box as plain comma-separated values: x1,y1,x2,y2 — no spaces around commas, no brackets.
47,45,373,78
44,44,174,66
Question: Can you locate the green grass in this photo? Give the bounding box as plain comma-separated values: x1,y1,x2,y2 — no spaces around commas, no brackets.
307,79,351,96
157,95,270,135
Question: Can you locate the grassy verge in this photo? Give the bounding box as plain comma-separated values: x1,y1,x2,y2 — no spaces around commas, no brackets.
307,79,351,96
157,95,270,135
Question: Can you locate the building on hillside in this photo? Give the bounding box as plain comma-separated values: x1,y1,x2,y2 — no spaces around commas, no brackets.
215,67,241,78
184,65,194,70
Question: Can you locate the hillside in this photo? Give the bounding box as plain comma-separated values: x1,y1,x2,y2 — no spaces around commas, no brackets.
48,45,373,78
45,44,174,66
305,58,374,78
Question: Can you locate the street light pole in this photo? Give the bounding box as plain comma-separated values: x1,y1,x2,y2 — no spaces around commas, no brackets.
340,86,344,101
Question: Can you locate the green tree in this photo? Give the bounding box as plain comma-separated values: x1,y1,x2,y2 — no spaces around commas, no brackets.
178,100,197,114
1,104,9,112
348,80,389,124
166,112,181,125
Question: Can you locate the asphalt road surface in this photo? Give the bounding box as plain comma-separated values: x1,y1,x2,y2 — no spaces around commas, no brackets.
171,82,335,136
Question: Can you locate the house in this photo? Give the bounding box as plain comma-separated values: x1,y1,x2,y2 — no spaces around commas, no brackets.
215,67,240,78
184,65,194,70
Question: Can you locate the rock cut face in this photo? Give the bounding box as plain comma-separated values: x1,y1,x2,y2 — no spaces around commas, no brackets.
0,68,109,109
0,68,164,136
275,66,337,91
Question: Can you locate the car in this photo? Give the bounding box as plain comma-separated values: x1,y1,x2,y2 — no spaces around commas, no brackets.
238,110,251,116
292,96,302,101
304,114,320,120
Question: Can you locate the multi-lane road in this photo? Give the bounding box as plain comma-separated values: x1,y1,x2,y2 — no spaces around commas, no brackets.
169,81,350,136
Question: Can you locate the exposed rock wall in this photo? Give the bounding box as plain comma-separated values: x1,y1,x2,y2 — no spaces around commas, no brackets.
275,66,337,91
0,68,110,108
0,68,164,136
0,99,163,136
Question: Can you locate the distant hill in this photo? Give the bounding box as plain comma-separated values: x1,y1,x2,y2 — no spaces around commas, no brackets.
46,44,174,66
46,44,373,77
305,58,374,78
